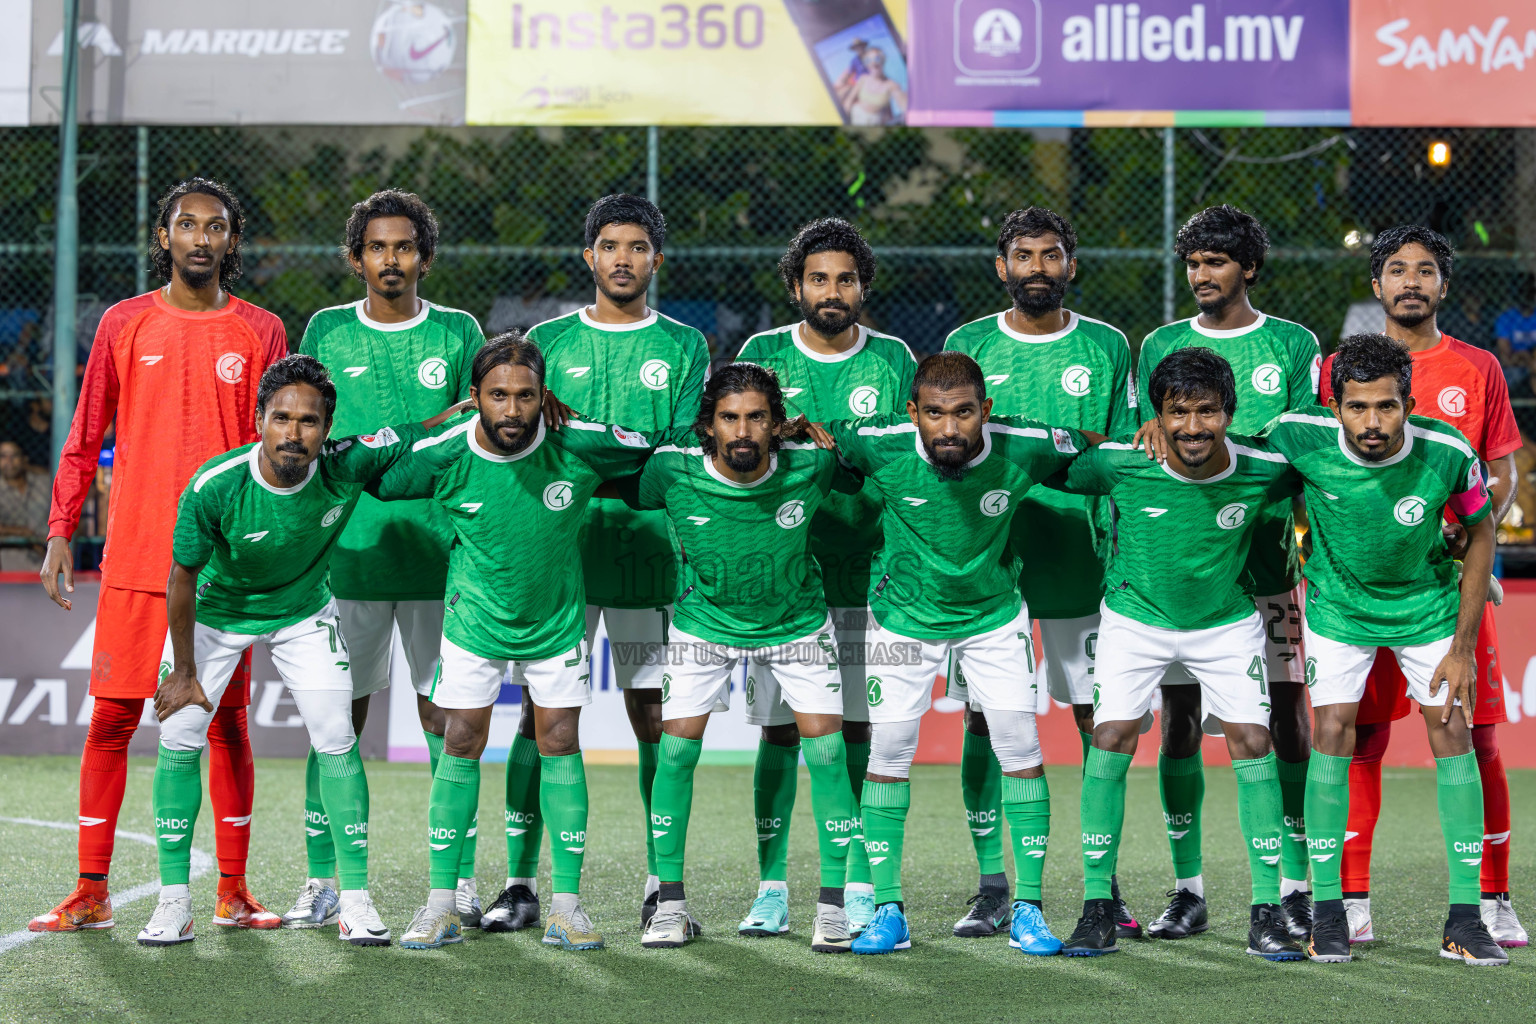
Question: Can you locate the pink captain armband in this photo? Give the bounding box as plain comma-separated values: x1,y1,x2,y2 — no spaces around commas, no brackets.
1447,482,1489,520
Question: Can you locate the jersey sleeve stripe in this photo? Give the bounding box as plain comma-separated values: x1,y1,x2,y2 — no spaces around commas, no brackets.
564,420,607,432
1278,412,1339,429
1100,442,1136,451
1410,424,1477,460
1230,442,1289,463
413,419,474,452
192,454,251,493
856,422,918,437
984,424,1048,439
655,445,704,455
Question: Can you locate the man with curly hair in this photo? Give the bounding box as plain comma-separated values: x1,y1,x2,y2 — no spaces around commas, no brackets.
731,217,916,939
289,189,486,930
32,178,289,935
1133,204,1322,943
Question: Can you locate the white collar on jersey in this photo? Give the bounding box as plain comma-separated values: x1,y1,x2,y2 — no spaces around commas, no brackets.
1188,312,1269,339
1157,437,1238,485
914,424,993,469
702,450,778,488
792,322,868,363
993,309,1079,343
578,306,658,332
247,445,317,495
354,298,432,333
468,416,547,463
1336,420,1414,468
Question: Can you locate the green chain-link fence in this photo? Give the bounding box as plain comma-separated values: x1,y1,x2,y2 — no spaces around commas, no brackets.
3,124,1536,563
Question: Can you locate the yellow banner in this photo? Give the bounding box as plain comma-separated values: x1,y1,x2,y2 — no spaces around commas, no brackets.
467,0,908,125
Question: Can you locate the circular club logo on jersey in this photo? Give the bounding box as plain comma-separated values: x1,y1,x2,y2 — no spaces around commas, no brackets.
215,352,246,384
417,357,449,390
1394,496,1428,526
1060,365,1092,396
848,386,880,416
1251,364,1283,395
776,500,807,529
543,480,576,512
321,504,346,528
640,359,671,391
979,489,1011,517
1216,502,1249,530
1438,385,1468,418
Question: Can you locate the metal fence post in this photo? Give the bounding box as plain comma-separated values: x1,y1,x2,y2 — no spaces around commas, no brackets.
50,0,81,471
647,124,659,310
1162,125,1176,324
135,125,148,295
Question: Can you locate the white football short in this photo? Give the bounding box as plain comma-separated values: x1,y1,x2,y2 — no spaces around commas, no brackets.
1303,626,1457,710
586,605,672,690
661,617,843,723
431,635,591,711
871,603,1038,723
337,598,444,699
1038,613,1100,706
1162,587,1305,687
746,607,871,726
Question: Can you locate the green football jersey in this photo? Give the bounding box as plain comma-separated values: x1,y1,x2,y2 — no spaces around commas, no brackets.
946,309,1138,618
1053,437,1299,631
830,414,1088,640
531,308,710,609
624,440,858,647
1137,312,1321,597
1263,410,1491,647
734,323,916,608
372,417,655,662
172,425,423,635
299,299,484,601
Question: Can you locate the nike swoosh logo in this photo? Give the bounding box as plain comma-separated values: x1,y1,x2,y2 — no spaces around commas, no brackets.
367,927,388,936
409,30,451,60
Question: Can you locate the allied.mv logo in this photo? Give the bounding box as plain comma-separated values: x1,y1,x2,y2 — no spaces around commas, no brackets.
215,352,246,383
543,480,575,511
417,357,449,389
1394,495,1427,526
640,359,671,390
848,386,880,416
1061,365,1092,396
1216,502,1249,530
979,489,1010,517
1251,364,1283,395
1438,386,1468,417
776,500,807,529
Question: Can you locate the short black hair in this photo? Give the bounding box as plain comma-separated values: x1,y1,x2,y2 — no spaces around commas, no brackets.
694,362,786,455
1331,332,1413,404
584,194,666,253
257,354,336,422
472,331,546,391
1174,204,1269,287
344,188,440,275
1370,224,1454,283
150,177,245,288
1149,346,1237,417
996,207,1077,261
911,352,986,405
778,218,877,297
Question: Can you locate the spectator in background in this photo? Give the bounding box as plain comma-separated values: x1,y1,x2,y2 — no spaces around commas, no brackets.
1496,273,1536,395
0,440,49,570
1339,294,1384,344
18,397,50,469
1439,286,1496,351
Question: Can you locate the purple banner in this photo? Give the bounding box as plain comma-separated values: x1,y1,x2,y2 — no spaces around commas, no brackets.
908,0,1350,121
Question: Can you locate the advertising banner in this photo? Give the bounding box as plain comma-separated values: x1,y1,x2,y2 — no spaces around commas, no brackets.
31,0,467,125
906,0,1350,126
1351,0,1536,126
466,0,909,125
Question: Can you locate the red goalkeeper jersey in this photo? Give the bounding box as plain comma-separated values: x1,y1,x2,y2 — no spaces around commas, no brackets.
48,290,288,592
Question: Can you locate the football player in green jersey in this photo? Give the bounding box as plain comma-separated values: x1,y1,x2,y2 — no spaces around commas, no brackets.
371,334,653,953
143,355,428,948
526,195,711,928
626,363,863,953
1263,334,1505,966
823,353,1095,957
1053,348,1302,961
290,190,489,931
944,207,1142,940
1134,206,1322,940
731,218,916,937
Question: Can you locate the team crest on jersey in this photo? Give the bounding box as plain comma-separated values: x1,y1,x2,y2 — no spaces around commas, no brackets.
1216,502,1249,530
1061,365,1092,396
1052,428,1077,454
979,489,1010,517
1251,364,1283,395
776,500,807,529
322,504,346,527
612,425,650,448
639,359,671,390
848,386,880,416
417,357,449,389
1393,495,1428,526
1439,386,1468,417
359,427,401,449
543,480,576,511
215,352,246,383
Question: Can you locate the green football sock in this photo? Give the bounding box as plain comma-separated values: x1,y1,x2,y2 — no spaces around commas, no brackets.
425,729,477,879
540,753,589,895
651,734,702,882
428,753,481,891
844,740,872,887
1305,751,1350,902
638,739,660,877
1081,747,1132,900
303,747,337,880
153,745,203,886
1276,757,1310,887
1158,748,1204,879
1436,752,1485,906
317,744,370,891
1231,753,1284,906
753,739,799,883
861,780,910,905
504,732,543,880
960,729,1004,876
802,733,859,888
1003,775,1051,902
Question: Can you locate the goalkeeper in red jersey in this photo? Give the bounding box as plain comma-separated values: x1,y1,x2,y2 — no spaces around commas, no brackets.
29,179,288,934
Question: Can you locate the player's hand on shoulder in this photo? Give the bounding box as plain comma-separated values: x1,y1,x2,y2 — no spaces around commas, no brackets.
542,389,573,430
780,416,835,451
154,665,212,722
1080,429,1107,447
1132,418,1166,463
423,399,474,430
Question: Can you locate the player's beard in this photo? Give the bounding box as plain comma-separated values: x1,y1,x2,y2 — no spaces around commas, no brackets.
1194,286,1233,318
800,295,862,338
924,433,976,481
376,270,408,301
1005,271,1067,317
481,412,535,455
269,442,311,486
594,264,651,306
1171,430,1218,469
1385,289,1439,330
177,258,217,292
1345,428,1397,462
723,438,764,473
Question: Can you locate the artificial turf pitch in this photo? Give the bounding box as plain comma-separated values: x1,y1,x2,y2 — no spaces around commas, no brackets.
1,755,1533,1023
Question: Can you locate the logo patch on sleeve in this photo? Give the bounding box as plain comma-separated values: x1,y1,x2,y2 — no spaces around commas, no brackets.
358,427,401,448
1052,428,1078,454
612,425,650,448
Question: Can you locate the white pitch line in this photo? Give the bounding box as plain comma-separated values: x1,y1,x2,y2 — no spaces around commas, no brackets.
0,815,213,955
